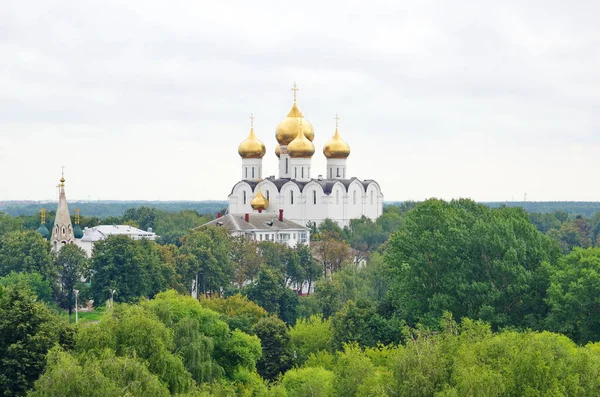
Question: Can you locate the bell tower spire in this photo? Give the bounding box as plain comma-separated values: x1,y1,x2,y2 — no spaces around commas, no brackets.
50,168,74,252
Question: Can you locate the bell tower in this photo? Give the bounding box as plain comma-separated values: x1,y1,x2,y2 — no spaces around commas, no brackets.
50,168,74,252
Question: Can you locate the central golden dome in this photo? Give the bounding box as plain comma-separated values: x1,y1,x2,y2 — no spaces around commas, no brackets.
250,191,268,211
275,102,315,145
323,127,351,159
287,122,315,158
238,127,266,159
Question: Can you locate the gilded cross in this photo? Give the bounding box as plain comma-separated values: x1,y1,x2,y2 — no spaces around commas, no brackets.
61,165,65,178
334,114,340,128
291,82,299,101
249,113,255,128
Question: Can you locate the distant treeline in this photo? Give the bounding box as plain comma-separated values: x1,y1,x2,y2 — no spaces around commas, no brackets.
0,201,228,218
386,201,600,217
484,201,600,216
3,199,600,219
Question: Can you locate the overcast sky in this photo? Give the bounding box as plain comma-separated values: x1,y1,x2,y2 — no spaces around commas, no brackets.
1,0,599,202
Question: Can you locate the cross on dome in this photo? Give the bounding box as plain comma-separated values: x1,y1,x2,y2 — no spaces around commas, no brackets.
249,113,255,128
291,82,299,102
334,114,340,128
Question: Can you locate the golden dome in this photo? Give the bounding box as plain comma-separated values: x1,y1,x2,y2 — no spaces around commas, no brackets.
276,83,315,145
275,102,315,145
238,127,266,159
287,122,315,158
275,144,281,158
323,127,351,159
250,191,268,211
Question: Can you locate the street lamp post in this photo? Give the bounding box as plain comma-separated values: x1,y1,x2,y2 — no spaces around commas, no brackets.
110,289,116,309
73,289,80,324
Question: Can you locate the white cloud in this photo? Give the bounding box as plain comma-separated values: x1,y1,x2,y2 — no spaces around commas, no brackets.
0,0,599,201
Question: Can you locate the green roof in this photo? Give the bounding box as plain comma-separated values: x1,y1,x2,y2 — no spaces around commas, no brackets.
36,224,50,239
73,224,84,239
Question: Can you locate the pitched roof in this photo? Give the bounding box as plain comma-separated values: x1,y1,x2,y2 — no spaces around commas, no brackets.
80,225,157,242
203,213,309,232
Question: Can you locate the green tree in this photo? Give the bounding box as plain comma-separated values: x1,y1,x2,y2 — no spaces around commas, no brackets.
253,316,294,381
547,216,593,253
296,243,321,295
385,199,559,329
546,247,600,343
311,233,352,277
230,236,262,288
122,206,157,231
55,244,88,317
90,236,171,304
0,286,73,396
75,303,192,394
332,300,402,348
245,267,298,324
200,294,268,334
346,217,387,257
282,366,334,397
29,347,169,397
173,317,225,383
333,343,380,397
0,231,55,281
142,290,261,378
178,226,233,296
290,314,333,364
0,213,23,237
154,210,211,246
0,272,53,305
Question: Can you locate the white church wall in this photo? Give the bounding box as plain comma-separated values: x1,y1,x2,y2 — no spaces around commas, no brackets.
280,183,303,224
74,240,94,257
346,181,365,221
327,184,346,226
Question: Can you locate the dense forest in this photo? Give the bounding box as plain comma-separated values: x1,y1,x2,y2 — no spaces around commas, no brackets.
3,199,600,395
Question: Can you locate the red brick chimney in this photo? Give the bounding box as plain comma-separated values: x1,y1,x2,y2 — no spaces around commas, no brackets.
244,213,249,222
279,209,284,222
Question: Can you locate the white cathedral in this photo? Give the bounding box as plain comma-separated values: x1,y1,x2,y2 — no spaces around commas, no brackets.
228,84,383,228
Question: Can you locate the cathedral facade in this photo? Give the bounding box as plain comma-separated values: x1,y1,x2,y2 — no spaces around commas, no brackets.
228,84,383,228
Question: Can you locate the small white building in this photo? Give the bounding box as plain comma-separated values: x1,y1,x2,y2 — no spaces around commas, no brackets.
203,212,309,248
75,225,158,257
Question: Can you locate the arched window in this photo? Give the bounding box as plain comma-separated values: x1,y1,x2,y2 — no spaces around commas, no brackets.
329,168,332,178
337,167,340,177
285,158,289,174
336,190,340,205
290,190,294,204
62,227,66,235
313,190,317,205
266,190,270,200
252,167,255,178
294,168,297,179
301,167,304,178
353,190,357,205
245,167,248,178
370,190,374,205
243,191,247,205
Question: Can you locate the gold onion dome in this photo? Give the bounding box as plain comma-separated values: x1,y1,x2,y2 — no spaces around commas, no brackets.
250,191,268,211
275,144,281,158
238,115,266,158
287,123,315,158
275,83,314,145
324,124,351,159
